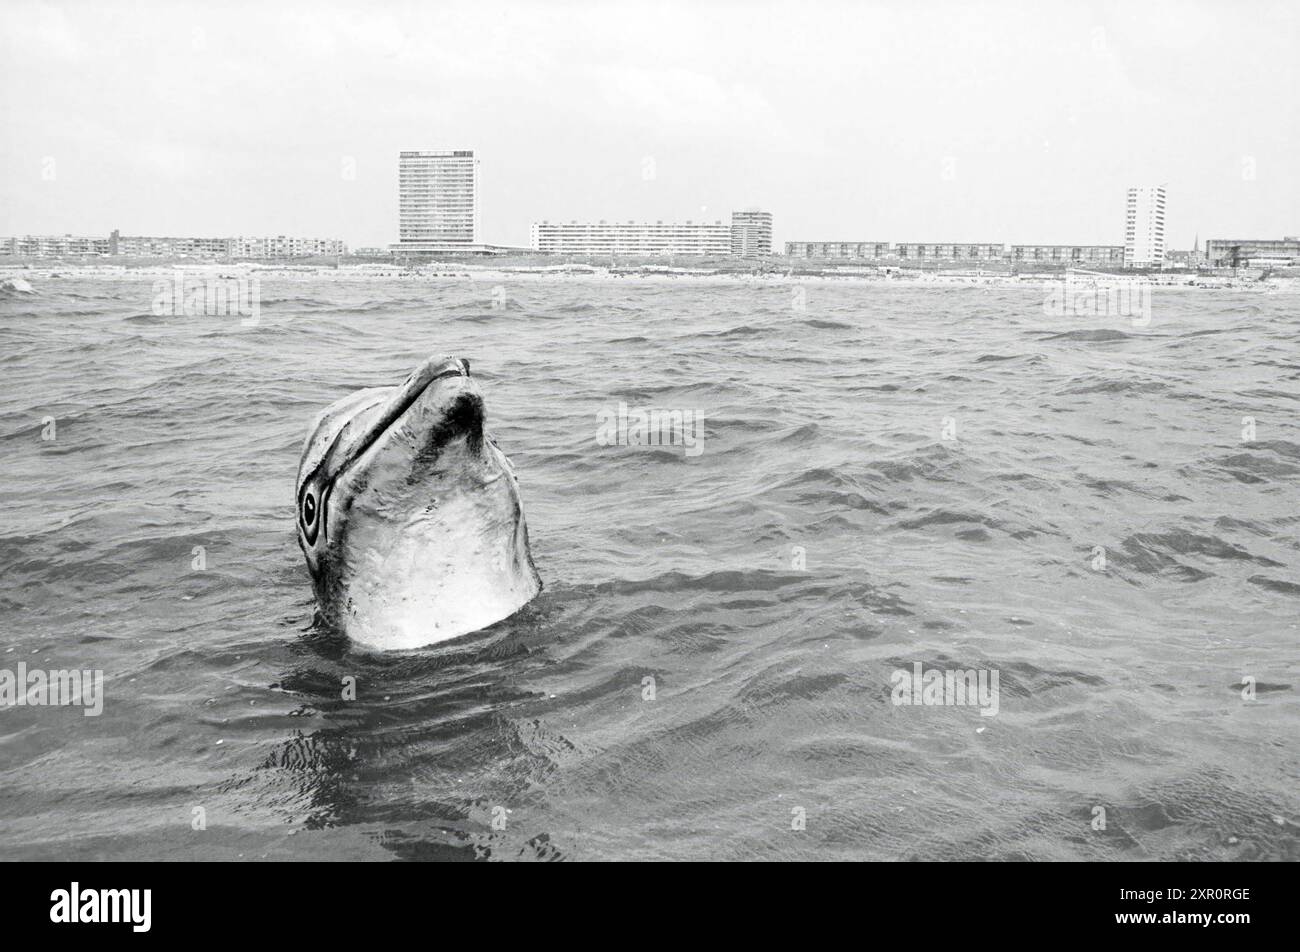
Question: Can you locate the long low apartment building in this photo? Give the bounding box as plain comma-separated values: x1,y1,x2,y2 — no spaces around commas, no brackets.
783,241,1125,265
785,242,1003,260
0,235,111,256
229,236,347,258
113,234,233,256
530,219,733,256
1008,245,1125,265
895,243,1005,261
1204,237,1300,268
785,241,892,259
118,233,346,258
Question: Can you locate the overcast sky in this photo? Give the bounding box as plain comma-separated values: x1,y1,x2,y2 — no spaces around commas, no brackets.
2,0,1297,249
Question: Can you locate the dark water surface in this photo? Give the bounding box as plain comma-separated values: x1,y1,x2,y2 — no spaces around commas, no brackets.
1,275,1297,860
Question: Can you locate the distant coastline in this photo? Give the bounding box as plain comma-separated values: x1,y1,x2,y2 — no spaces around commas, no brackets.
2,258,1297,293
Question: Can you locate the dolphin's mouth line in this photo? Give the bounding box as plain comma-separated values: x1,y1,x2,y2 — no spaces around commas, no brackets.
298,361,469,545
363,365,468,455
332,365,468,479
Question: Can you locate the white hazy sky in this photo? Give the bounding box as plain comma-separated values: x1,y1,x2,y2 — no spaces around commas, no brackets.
2,0,1297,249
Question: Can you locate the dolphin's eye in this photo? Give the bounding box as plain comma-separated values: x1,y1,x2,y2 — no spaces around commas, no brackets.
300,485,325,546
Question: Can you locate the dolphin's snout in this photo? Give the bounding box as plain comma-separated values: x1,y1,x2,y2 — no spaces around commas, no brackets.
400,357,484,454
409,355,469,391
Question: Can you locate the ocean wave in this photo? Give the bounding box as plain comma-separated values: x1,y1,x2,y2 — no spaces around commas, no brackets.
1043,328,1136,342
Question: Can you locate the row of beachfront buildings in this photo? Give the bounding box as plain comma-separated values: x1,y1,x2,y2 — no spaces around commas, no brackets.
395,153,1299,269
782,237,1300,268
7,228,1294,269
0,230,346,259
786,242,1124,265
390,151,776,256
395,152,1167,263
6,154,1296,269
528,211,773,257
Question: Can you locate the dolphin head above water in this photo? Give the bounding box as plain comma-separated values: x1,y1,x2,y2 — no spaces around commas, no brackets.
295,355,541,649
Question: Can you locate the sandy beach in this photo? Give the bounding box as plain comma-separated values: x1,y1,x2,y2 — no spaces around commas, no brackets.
4,260,1298,293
